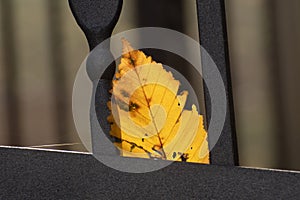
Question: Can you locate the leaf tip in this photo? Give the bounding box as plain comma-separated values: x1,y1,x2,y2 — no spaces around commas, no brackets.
121,38,134,54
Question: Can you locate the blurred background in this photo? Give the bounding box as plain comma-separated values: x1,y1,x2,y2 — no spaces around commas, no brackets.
0,0,299,171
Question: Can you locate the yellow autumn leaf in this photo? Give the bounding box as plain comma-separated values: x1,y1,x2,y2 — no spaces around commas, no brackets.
107,39,209,164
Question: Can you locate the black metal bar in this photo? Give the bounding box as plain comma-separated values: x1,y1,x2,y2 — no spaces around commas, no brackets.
68,0,123,50
0,147,299,199
69,0,123,81
0,0,21,145
196,0,239,166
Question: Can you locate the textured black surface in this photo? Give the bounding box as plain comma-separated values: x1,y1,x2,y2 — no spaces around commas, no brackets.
197,0,239,166
1,147,300,199
69,0,123,50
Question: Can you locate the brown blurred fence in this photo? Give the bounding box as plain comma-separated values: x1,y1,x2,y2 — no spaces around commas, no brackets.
0,0,300,170
0,0,88,151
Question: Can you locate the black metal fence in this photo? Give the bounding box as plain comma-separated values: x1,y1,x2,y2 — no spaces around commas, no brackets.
0,0,300,170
